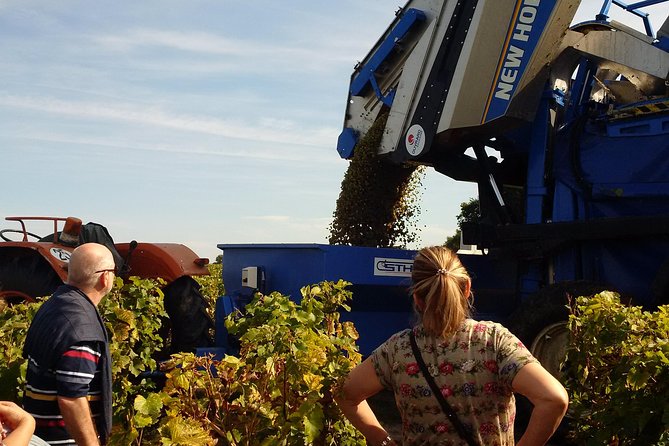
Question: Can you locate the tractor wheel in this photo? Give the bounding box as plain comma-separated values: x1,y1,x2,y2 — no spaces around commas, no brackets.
0,252,62,310
161,276,214,357
505,281,612,444
651,257,669,306
506,281,611,374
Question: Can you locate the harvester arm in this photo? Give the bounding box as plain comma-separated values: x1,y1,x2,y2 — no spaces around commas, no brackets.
337,0,668,174
337,0,582,166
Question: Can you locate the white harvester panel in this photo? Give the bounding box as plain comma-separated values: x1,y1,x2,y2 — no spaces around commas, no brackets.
338,0,580,162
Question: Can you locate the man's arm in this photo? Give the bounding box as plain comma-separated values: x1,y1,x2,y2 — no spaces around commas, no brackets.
55,342,104,446
58,396,100,446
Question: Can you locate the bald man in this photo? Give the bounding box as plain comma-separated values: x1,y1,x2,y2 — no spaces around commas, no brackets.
23,243,115,446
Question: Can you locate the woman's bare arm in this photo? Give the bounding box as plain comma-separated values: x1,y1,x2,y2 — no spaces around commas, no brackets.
334,357,398,446
512,362,569,446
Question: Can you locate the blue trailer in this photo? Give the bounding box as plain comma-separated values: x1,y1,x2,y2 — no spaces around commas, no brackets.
215,244,415,356
215,241,527,356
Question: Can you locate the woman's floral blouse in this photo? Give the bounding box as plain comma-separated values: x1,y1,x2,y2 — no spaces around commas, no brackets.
370,319,538,445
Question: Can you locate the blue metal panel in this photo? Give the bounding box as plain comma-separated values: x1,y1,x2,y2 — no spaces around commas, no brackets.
565,58,596,124
349,8,426,101
606,113,669,137
337,127,358,159
552,181,578,223
591,183,669,198
553,239,669,306
547,90,669,305
216,244,417,355
657,35,669,51
627,0,669,7
597,0,669,36
218,244,416,295
579,130,669,189
457,253,518,318
524,89,555,224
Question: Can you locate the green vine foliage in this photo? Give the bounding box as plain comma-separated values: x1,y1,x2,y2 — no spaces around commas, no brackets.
0,275,365,445
105,276,170,445
0,300,40,401
195,263,225,321
565,291,669,445
0,277,169,445
155,280,365,445
328,111,425,248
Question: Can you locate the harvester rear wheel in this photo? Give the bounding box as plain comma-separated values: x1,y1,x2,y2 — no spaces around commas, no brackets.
651,257,669,305
0,253,63,309
505,281,611,444
506,281,610,373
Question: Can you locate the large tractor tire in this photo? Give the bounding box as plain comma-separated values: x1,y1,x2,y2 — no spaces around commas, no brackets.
505,281,612,444
0,251,63,309
506,281,611,376
651,257,669,306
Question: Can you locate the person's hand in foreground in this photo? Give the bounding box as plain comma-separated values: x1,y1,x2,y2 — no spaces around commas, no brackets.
0,401,36,446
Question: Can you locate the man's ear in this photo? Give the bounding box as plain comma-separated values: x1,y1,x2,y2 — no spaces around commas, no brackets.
95,272,106,291
96,271,111,292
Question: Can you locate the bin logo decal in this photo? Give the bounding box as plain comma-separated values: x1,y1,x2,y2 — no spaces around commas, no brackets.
374,257,413,277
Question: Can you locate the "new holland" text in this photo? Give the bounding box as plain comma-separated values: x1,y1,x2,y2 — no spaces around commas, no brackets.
494,0,540,101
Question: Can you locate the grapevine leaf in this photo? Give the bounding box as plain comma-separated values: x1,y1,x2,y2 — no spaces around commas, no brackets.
303,404,325,443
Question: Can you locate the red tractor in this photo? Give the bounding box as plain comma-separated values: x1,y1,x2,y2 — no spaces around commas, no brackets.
0,216,213,353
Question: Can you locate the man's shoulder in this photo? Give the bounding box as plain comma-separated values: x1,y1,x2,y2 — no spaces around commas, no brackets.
28,285,105,347
39,285,93,315
51,284,87,303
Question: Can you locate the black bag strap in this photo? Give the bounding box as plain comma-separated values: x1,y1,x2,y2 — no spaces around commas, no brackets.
409,329,479,446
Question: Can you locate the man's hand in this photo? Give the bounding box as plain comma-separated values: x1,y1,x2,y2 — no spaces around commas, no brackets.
58,396,100,446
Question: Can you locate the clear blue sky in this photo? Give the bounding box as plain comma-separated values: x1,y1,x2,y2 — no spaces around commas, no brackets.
1,1,666,260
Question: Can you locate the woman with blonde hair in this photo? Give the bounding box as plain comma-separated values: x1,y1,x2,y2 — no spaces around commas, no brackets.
336,246,568,446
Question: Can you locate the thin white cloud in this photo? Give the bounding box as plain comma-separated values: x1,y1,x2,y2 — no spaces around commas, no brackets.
244,216,291,222
0,94,338,148
5,131,349,172
91,28,365,72
12,132,315,162
95,29,249,55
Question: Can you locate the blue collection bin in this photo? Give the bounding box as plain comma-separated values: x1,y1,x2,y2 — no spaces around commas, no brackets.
216,244,417,356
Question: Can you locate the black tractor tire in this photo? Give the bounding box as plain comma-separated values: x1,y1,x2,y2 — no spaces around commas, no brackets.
651,257,669,306
161,276,214,357
505,281,613,444
0,251,63,307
